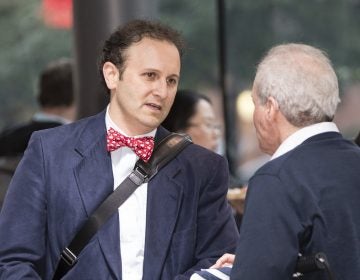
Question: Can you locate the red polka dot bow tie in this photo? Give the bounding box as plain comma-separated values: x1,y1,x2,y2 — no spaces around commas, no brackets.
106,127,154,162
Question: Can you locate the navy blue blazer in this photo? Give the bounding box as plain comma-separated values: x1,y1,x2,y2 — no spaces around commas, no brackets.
230,132,360,280
0,110,239,280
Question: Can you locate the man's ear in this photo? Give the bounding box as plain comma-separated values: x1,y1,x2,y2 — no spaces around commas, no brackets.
103,62,120,90
266,96,280,120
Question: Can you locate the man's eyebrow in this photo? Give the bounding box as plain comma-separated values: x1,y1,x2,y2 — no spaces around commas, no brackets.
142,68,159,72
168,73,180,79
141,68,180,79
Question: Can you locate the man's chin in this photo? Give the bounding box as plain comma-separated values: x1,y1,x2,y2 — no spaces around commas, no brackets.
140,120,162,132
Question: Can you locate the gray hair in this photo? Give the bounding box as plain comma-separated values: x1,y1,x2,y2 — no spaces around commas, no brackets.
253,43,340,127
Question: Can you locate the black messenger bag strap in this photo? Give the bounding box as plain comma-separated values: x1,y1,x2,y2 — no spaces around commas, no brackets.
52,133,192,280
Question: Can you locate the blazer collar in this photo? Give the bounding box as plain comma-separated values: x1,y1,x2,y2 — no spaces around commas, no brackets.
73,110,113,214
73,110,121,278
302,131,342,144
143,128,186,279
154,125,171,144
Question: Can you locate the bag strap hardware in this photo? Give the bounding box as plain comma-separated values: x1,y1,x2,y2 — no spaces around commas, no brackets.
129,164,148,185
60,247,77,267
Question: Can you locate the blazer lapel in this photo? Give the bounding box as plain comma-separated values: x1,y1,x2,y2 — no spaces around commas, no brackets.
74,138,112,216
73,111,121,279
143,127,185,279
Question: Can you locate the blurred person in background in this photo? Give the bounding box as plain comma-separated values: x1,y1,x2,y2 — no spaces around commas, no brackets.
0,57,75,157
0,57,74,208
162,89,220,152
162,90,247,229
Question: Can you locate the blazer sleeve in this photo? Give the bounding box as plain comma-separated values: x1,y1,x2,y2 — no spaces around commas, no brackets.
0,133,46,279
177,155,239,278
230,173,303,279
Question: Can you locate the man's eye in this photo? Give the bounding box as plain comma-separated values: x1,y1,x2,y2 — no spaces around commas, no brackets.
144,72,156,79
167,78,178,86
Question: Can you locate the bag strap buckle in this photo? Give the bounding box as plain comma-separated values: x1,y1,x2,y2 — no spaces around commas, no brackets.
60,247,77,267
129,164,149,185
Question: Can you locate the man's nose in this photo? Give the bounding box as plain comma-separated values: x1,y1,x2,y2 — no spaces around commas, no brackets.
153,79,168,98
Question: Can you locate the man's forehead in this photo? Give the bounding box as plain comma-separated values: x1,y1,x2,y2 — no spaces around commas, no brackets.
124,38,180,70
124,38,178,59
128,37,177,50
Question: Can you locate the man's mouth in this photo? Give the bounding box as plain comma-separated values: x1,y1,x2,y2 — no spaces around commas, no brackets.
146,103,162,111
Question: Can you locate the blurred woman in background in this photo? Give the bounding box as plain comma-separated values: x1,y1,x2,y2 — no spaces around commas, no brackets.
162,89,220,152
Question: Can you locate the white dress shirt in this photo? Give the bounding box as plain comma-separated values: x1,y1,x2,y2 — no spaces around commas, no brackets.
105,107,156,280
271,122,339,160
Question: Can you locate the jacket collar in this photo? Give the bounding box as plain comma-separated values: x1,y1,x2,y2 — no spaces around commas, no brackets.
73,110,120,278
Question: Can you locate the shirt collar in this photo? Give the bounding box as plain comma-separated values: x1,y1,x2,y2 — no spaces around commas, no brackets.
105,105,156,138
271,122,339,160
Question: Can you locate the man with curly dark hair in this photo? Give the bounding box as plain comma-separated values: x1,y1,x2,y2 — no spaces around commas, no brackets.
0,20,238,280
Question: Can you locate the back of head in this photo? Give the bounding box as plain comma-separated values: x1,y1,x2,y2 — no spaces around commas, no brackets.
98,19,185,94
254,43,340,127
162,89,211,132
37,58,74,108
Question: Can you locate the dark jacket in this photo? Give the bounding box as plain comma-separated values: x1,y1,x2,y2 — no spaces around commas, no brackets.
231,132,360,280
0,110,239,279
0,120,62,156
